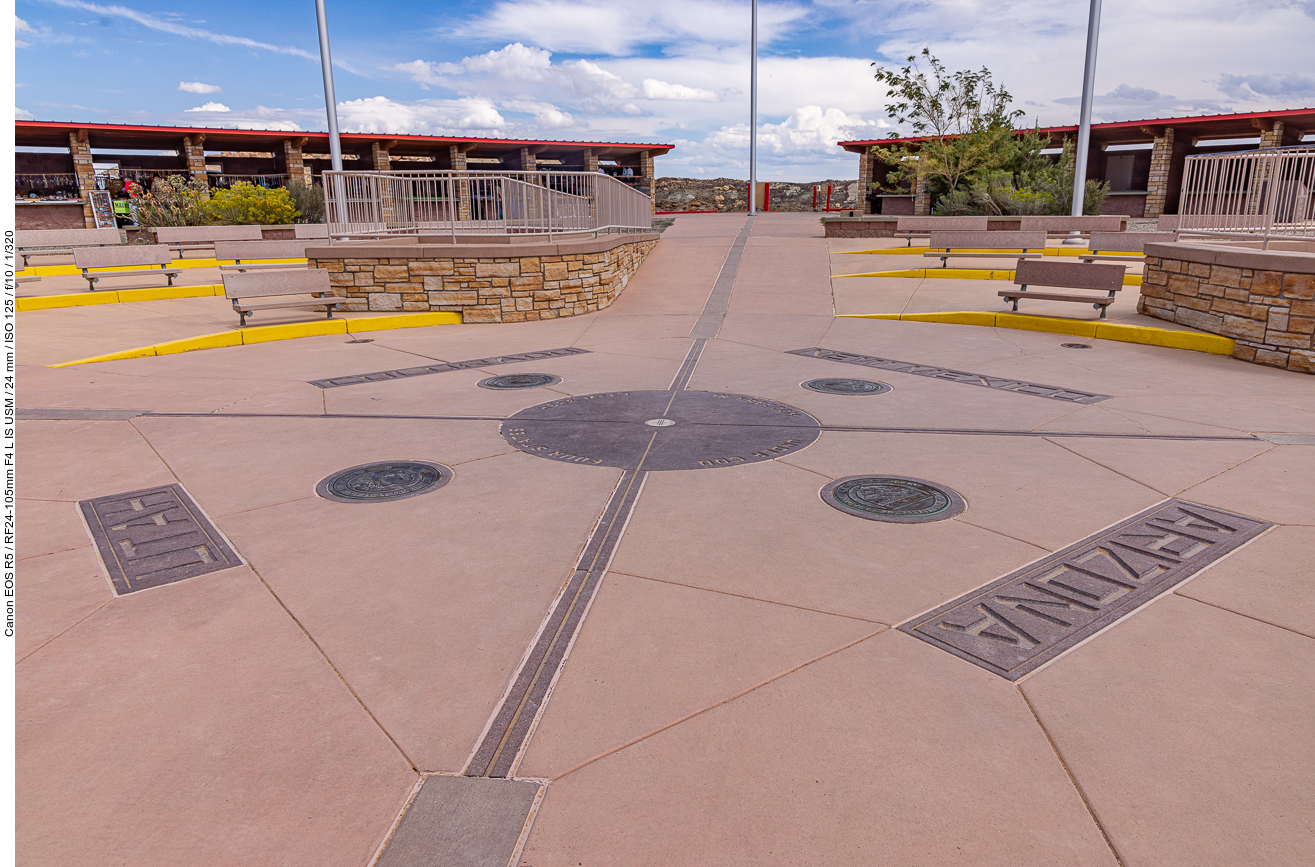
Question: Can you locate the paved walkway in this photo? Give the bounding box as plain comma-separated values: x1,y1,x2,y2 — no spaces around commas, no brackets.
17,213,1315,867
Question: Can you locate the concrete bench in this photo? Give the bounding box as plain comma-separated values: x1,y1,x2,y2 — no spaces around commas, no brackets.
293,224,329,239
999,259,1127,319
214,240,312,272
895,216,989,246
222,269,341,327
924,231,1049,267
1019,215,1126,236
17,227,122,267
73,246,180,291
16,270,41,285
155,225,264,257
1079,232,1176,262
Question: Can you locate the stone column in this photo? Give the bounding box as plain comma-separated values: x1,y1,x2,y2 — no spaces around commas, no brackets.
182,134,208,188
517,147,537,172
858,150,875,214
370,141,392,172
282,137,311,186
1143,127,1175,218
912,167,932,216
69,130,98,227
449,144,471,221
1254,119,1285,149
582,148,600,173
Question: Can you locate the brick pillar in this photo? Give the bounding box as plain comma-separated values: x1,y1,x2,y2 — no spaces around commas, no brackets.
1255,120,1285,149
69,130,97,228
369,141,392,172
449,144,471,221
182,134,208,185
638,149,654,213
582,148,600,173
518,147,537,172
283,138,311,185
1144,128,1175,218
913,167,932,216
858,150,875,214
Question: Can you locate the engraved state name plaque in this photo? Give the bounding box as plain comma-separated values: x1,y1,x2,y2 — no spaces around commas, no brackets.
899,500,1272,680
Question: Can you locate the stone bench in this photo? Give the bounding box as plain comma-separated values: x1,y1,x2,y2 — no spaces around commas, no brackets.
155,225,264,257
1019,215,1127,236
222,268,341,327
215,240,313,272
294,224,330,239
999,259,1127,319
1080,232,1176,262
924,231,1049,267
73,246,180,291
895,216,989,246
17,227,122,267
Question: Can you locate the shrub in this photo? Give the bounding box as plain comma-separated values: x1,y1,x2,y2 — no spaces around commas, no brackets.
205,182,298,225
286,179,325,224
132,176,211,227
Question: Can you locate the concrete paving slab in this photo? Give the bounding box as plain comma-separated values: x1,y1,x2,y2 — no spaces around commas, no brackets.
1176,524,1315,638
1180,444,1315,526
1023,594,1315,867
376,775,539,867
17,567,414,867
521,630,1118,867
16,419,177,501
517,571,880,778
14,545,111,660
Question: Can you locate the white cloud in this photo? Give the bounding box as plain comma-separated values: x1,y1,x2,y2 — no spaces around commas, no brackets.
43,0,316,59
185,102,231,112
15,107,36,120
335,96,507,135
179,81,222,94
455,0,809,57
641,79,717,101
16,15,35,31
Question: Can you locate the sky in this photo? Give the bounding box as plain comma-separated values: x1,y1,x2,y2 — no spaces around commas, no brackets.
13,0,1315,179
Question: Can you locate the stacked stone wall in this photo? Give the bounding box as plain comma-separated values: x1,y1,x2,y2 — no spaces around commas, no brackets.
1139,244,1315,373
314,236,657,323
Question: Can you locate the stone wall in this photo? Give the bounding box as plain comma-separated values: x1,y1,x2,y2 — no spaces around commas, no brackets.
1139,242,1315,373
310,233,658,323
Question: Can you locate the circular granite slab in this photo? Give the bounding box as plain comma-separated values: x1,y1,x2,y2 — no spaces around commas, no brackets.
502,390,821,471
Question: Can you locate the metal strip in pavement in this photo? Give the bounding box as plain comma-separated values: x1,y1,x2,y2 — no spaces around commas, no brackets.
668,338,707,391
787,347,1112,403
464,465,650,779
899,499,1273,680
374,775,540,867
689,217,754,339
307,347,591,389
818,425,1259,441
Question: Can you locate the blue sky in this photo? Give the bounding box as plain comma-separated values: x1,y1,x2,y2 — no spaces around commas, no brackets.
15,0,1315,179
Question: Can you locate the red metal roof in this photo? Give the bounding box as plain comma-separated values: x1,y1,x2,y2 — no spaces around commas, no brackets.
838,107,1315,151
15,120,675,156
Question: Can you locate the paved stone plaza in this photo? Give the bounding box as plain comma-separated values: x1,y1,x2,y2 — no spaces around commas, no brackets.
16,213,1315,866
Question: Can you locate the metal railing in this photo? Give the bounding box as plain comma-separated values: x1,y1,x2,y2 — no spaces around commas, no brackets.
1178,146,1315,246
322,170,652,240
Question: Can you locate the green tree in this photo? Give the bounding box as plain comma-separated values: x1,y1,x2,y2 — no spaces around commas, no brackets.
869,49,1024,198
205,182,298,225
131,175,211,227
286,179,325,224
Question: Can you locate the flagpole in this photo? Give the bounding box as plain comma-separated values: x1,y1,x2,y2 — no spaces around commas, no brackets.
749,0,757,215
315,0,343,172
1069,0,1102,224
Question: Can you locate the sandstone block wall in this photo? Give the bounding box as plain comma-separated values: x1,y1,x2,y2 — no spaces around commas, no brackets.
311,234,658,323
1139,242,1315,373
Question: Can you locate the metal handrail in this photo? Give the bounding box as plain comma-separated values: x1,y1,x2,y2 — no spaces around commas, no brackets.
1177,145,1315,247
322,169,652,241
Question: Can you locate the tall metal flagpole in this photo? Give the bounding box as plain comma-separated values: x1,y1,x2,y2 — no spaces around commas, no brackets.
1069,0,1102,226
749,0,757,215
315,0,343,172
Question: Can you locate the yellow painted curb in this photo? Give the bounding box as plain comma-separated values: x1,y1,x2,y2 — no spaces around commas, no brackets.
48,312,463,367
346,312,462,332
834,247,1141,258
24,257,305,277
154,332,245,356
18,284,224,311
838,268,1142,285
838,311,1234,355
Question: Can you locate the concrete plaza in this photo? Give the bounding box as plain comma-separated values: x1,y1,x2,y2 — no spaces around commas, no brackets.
16,213,1315,866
